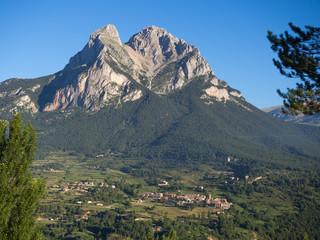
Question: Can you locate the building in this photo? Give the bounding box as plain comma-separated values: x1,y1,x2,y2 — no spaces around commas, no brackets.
207,198,232,209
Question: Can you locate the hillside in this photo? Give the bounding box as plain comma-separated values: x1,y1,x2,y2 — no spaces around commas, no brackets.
0,24,319,171
2,24,320,240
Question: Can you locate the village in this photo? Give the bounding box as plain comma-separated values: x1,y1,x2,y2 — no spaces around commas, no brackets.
50,181,116,196
139,191,232,209
50,180,232,210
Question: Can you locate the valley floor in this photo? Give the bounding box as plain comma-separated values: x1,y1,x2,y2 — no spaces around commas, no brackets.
33,151,320,240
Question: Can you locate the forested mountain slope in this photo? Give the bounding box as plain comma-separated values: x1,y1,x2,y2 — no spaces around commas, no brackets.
0,24,319,170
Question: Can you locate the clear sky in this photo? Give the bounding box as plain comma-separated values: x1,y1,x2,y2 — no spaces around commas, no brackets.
0,0,319,109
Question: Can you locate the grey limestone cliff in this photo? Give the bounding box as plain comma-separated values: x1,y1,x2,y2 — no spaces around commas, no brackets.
7,24,245,112
126,25,213,93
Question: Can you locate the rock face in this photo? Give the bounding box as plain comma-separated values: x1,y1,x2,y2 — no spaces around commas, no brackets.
39,24,138,111
14,95,38,114
126,25,213,94
4,24,244,112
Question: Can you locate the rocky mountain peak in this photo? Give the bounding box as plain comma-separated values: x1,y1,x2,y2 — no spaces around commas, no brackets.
127,25,194,66
38,24,136,112
89,24,122,46
123,25,215,95
61,25,123,72
5,24,244,113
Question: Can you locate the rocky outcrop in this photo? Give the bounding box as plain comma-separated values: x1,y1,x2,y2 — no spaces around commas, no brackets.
14,95,38,113
199,76,247,110
34,24,244,111
0,85,39,114
126,26,213,94
40,24,140,111
127,26,191,70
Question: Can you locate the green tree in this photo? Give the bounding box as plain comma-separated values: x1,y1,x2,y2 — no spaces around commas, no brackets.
161,229,178,240
0,114,46,239
267,23,320,115
303,233,309,240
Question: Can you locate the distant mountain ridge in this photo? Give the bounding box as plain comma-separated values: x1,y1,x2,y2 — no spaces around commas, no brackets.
262,105,320,127
0,24,320,170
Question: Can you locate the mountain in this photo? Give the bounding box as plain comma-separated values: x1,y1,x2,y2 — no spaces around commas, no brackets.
1,24,320,170
262,105,320,127
1,25,244,114
37,24,231,111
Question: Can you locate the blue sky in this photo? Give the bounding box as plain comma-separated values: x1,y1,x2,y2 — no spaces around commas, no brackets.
0,0,319,108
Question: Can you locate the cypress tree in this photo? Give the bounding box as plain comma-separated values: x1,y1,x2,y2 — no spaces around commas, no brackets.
0,113,46,240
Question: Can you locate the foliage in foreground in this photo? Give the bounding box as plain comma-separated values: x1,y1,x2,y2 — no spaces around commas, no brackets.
0,114,46,240
268,23,320,115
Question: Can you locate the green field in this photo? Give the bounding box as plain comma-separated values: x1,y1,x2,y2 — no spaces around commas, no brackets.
33,151,320,240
